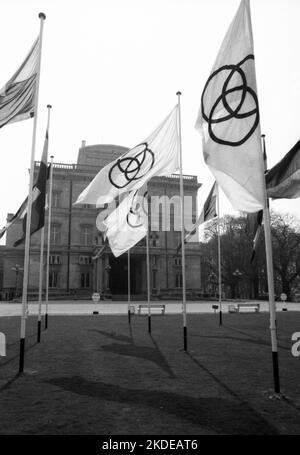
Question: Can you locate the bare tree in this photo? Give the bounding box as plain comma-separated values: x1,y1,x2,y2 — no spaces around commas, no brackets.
199,211,300,301
270,212,300,301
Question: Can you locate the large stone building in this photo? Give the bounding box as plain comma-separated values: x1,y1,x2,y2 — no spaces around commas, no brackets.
1,143,202,300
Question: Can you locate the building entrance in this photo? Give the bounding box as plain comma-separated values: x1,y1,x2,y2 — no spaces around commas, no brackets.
109,254,144,295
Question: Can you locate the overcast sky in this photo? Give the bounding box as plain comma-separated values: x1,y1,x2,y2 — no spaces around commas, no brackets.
0,0,299,244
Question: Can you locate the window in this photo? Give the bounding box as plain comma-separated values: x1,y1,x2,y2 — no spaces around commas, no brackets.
52,191,61,208
174,257,182,266
80,272,91,288
153,270,157,289
151,233,160,247
79,255,92,265
49,271,58,288
80,225,93,245
49,255,61,265
51,224,61,245
175,273,183,288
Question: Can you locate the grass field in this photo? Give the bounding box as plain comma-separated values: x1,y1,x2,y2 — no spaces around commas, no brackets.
0,312,300,435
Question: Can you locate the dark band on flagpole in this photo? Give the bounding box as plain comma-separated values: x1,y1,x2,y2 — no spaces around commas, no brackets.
148,315,151,333
37,320,41,343
19,338,25,372
184,326,187,351
45,313,48,329
128,309,131,325
39,12,46,20
219,309,223,326
272,351,280,393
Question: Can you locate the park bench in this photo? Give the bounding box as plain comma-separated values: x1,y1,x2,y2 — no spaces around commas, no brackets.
228,304,238,313
237,303,260,313
138,304,166,315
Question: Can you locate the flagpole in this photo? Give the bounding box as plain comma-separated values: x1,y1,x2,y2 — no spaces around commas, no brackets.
263,208,280,394
37,105,52,343
177,91,187,351
19,13,46,373
146,225,151,333
261,134,280,394
217,183,222,326
45,154,54,329
127,249,131,324
37,226,45,342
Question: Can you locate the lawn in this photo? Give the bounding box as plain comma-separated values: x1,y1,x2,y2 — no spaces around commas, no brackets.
0,311,300,435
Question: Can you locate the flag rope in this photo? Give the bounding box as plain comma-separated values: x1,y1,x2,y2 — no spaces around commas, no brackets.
127,249,131,324
45,155,54,329
177,91,187,351
217,183,222,326
19,13,46,373
146,213,151,334
37,105,52,342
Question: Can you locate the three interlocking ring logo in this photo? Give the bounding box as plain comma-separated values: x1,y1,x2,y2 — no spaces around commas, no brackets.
201,55,259,147
126,190,148,229
109,143,155,189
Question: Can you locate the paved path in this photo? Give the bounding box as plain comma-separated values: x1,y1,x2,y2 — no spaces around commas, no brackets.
0,300,299,316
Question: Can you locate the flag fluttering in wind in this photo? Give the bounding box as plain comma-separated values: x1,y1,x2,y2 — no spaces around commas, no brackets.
0,37,39,128
247,134,267,262
0,198,28,240
75,106,179,206
0,161,51,241
104,186,148,257
195,0,266,213
266,140,300,200
14,128,49,247
246,209,263,262
177,181,218,252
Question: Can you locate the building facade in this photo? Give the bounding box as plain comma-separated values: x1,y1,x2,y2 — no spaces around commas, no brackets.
2,143,202,300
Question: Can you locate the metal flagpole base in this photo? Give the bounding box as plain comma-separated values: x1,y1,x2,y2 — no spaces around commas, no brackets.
19,338,25,373
37,320,41,343
272,351,280,394
148,315,151,333
184,326,187,351
219,310,223,326
45,313,48,329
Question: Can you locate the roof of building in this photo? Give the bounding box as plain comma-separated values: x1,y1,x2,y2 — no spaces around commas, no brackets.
77,144,128,168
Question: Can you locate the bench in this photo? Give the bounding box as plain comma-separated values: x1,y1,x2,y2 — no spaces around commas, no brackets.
138,304,166,315
228,304,238,313
237,303,260,313
129,305,136,315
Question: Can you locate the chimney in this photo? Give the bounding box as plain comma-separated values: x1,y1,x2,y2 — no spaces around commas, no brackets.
81,140,86,148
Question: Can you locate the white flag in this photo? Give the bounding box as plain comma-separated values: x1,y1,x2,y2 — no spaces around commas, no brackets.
0,37,39,128
75,105,179,206
195,0,266,213
104,187,148,257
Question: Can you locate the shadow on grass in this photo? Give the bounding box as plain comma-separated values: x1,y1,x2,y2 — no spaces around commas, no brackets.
0,340,38,369
90,330,134,345
6,331,37,349
0,373,21,392
91,329,175,378
192,332,270,348
46,375,278,434
222,324,291,351
187,352,250,402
